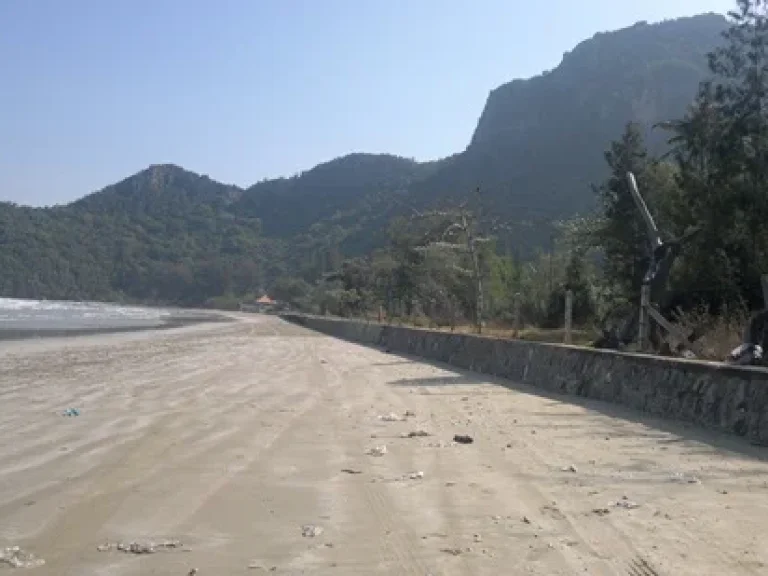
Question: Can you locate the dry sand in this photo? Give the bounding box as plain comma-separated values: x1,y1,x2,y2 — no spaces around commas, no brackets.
1,315,767,575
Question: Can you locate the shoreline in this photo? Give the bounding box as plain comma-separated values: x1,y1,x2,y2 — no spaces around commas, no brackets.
0,311,233,342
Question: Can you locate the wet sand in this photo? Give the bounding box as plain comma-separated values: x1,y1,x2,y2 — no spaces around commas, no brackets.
1,315,767,575
0,310,231,342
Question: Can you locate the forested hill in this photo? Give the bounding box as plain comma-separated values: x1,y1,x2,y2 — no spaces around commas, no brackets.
0,13,729,305
238,153,445,238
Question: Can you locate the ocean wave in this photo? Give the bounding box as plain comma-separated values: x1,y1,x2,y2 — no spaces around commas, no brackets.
0,298,171,330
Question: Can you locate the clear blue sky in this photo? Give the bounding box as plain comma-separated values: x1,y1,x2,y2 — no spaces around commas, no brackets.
0,0,734,206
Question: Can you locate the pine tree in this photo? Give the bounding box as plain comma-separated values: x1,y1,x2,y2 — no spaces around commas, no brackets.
659,0,768,309
592,122,652,302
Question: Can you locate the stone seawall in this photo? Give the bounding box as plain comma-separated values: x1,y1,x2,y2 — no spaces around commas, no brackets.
283,314,768,444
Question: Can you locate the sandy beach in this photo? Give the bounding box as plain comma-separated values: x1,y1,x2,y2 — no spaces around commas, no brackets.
1,314,767,575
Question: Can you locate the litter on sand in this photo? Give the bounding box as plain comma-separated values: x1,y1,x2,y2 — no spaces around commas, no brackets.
341,469,363,475
0,547,45,568
669,472,701,484
401,430,430,438
366,445,388,457
379,413,402,422
61,408,80,417
96,540,183,554
453,434,474,444
301,525,324,538
614,500,640,509
408,471,425,480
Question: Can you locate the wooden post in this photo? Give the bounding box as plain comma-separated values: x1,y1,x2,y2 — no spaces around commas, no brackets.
564,290,573,344
761,274,768,309
513,292,521,338
638,283,651,352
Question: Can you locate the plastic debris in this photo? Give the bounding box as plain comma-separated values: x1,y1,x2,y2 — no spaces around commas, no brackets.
0,547,45,568
404,410,416,417
592,508,611,516
96,540,182,554
379,413,402,422
453,434,474,444
727,343,763,365
670,472,701,484
341,468,363,475
561,465,578,473
61,408,80,417
408,471,424,480
366,445,388,457
614,500,640,509
301,524,324,538
402,430,430,438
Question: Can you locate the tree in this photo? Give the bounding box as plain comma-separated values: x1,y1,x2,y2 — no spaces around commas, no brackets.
656,0,768,310
703,0,768,307
590,122,653,302
271,276,312,308
413,191,494,333
487,251,521,321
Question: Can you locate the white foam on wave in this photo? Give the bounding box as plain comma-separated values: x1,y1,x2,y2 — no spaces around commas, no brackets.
0,298,171,327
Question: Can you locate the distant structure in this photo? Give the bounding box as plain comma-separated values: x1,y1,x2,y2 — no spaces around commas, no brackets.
239,294,280,313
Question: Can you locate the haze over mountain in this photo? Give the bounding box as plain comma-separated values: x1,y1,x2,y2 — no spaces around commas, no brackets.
0,14,728,304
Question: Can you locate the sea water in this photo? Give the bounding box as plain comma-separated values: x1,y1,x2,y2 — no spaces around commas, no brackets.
0,298,170,332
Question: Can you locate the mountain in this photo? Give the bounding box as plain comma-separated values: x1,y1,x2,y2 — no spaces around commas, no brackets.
237,153,444,238
0,13,729,305
0,158,434,304
0,165,265,303
403,14,727,248
72,163,244,215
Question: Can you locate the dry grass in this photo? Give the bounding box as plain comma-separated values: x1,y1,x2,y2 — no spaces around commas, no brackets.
670,304,749,361
377,316,597,346
362,307,752,360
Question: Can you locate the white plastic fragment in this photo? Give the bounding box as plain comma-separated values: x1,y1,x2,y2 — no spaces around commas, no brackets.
614,500,640,509
301,524,324,537
96,540,183,554
0,547,45,568
670,472,701,484
366,445,388,457
379,413,402,422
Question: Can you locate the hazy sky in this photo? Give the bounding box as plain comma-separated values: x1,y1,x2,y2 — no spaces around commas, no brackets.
1,0,734,206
